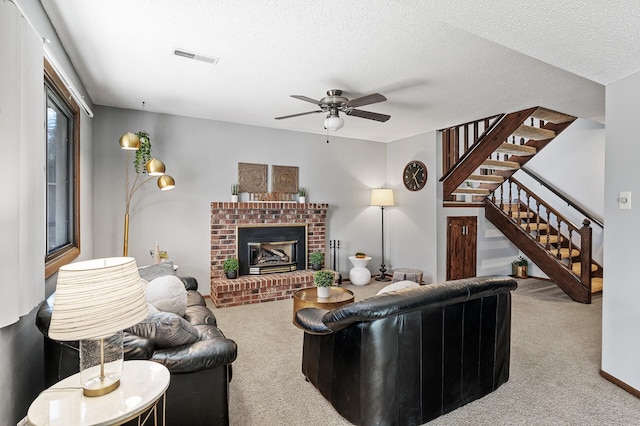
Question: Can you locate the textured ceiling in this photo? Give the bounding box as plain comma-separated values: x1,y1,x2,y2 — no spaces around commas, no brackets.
40,1,640,142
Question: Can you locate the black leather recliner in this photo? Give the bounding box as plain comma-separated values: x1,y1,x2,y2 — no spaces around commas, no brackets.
36,276,237,426
295,275,517,426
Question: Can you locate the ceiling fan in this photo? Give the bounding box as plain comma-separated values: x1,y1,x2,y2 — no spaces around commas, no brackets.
275,89,390,131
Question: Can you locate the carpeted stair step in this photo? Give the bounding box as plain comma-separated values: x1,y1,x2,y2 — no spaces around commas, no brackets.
521,222,548,232
481,159,520,171
452,187,491,196
554,248,580,259
512,124,556,141
591,277,603,293
571,263,598,274
466,174,505,184
530,107,576,124
538,234,564,244
510,211,535,219
495,142,537,157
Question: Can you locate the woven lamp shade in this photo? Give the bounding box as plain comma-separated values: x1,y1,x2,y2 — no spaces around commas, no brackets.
49,257,148,341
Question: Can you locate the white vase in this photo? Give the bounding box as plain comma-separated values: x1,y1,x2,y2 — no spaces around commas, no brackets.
316,286,330,298
299,196,306,204
349,256,372,285
231,194,238,202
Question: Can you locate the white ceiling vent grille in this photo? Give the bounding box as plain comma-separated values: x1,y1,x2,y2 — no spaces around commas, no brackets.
173,49,219,65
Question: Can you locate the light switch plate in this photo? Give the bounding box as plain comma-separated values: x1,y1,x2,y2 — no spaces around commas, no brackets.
619,191,631,210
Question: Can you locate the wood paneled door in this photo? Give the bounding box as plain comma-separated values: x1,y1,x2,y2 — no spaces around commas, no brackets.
447,216,477,280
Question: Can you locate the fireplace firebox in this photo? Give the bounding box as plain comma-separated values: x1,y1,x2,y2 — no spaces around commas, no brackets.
237,225,307,276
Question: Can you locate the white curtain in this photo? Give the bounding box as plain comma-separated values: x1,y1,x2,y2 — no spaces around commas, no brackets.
0,1,45,327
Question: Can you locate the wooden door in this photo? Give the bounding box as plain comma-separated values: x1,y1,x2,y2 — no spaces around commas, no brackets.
447,216,477,280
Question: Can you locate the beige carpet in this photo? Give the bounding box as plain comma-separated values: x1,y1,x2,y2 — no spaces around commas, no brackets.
207,278,640,425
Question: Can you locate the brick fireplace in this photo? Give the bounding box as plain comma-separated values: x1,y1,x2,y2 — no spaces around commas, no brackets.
210,202,328,307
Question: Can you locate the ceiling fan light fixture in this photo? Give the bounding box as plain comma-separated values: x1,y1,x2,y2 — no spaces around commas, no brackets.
324,115,344,132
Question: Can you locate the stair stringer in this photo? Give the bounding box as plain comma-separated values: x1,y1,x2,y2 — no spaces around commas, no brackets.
442,107,577,203
442,107,537,198
485,201,591,304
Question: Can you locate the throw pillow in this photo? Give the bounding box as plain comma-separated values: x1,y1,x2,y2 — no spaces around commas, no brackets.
145,275,187,317
377,280,420,295
138,261,176,281
126,312,200,349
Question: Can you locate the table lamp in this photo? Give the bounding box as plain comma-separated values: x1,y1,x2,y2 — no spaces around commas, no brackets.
370,188,395,281
48,257,148,397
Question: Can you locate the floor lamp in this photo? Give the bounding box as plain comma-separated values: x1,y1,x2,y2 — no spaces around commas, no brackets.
371,188,394,281
119,131,175,256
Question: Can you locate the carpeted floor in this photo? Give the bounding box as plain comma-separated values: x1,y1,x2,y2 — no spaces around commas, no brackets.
208,278,640,425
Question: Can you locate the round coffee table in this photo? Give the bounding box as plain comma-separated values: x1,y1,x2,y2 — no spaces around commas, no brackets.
292,287,354,325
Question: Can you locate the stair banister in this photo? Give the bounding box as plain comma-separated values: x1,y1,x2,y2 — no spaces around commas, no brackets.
520,167,604,228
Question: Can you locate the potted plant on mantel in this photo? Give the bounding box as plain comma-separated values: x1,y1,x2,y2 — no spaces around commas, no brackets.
310,251,324,270
512,256,528,278
223,257,239,279
231,184,239,202
298,187,307,204
314,270,335,298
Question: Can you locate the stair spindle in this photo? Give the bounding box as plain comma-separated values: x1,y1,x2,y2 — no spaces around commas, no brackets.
567,228,574,269
525,193,531,233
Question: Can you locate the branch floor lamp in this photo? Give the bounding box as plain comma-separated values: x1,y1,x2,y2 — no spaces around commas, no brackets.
371,188,395,281
119,129,175,257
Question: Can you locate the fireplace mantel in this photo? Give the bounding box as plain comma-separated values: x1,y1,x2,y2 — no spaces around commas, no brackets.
210,202,328,307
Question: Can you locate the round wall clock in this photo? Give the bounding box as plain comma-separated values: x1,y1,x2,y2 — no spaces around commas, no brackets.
403,160,428,191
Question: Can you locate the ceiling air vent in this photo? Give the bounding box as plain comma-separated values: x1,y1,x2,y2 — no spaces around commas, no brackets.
173,49,219,65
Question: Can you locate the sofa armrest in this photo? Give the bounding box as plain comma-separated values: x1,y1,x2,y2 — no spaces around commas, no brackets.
151,336,238,373
294,308,332,335
180,276,199,291
185,305,217,327
123,332,155,360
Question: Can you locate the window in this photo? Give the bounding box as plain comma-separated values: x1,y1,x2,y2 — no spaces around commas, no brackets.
44,59,80,278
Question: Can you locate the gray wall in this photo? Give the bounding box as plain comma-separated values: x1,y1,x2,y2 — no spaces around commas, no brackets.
602,70,640,390
92,106,389,290
385,131,438,282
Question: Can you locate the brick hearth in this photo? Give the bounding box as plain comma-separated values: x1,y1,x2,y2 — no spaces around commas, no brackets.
210,202,328,307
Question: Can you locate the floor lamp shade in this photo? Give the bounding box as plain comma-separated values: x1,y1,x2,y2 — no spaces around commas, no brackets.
370,188,395,207
49,257,148,396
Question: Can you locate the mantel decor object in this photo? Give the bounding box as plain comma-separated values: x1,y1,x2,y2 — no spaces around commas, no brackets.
238,162,268,193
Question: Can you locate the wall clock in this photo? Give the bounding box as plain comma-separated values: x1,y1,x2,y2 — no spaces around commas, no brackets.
403,160,427,191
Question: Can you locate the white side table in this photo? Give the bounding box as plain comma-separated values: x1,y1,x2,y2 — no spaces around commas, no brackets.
349,256,372,286
28,360,170,426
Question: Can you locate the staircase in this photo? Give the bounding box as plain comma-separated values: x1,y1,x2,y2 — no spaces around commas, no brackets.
486,178,603,303
441,106,576,204
439,107,603,303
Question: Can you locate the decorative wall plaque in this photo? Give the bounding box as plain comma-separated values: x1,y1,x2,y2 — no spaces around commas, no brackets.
238,163,268,193
272,165,298,193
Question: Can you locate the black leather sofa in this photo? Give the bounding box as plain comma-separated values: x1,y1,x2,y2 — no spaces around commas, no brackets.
36,276,237,426
295,275,517,426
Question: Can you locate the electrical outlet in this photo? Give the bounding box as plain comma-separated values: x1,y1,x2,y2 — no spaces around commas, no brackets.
619,191,631,210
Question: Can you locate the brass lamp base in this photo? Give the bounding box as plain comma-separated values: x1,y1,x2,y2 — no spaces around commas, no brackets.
83,376,121,397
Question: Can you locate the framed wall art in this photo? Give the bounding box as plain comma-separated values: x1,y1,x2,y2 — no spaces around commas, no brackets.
272,165,298,193
238,162,268,193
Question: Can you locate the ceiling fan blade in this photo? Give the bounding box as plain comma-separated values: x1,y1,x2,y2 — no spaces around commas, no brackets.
346,93,387,108
346,109,391,122
290,95,323,105
275,110,323,120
